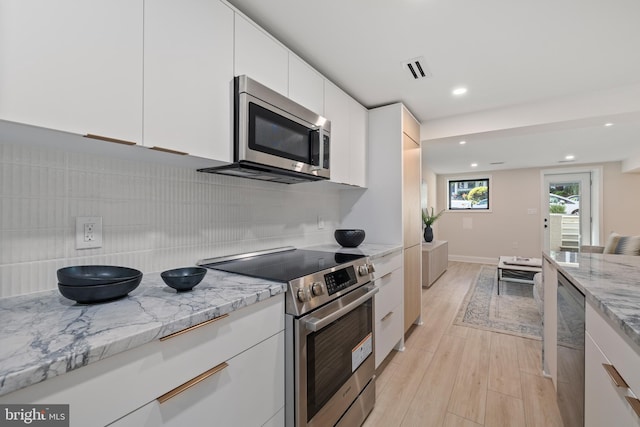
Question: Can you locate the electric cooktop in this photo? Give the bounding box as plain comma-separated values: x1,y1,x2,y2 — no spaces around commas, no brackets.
199,248,365,283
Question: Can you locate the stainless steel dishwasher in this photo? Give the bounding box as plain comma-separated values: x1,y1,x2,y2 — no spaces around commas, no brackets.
556,271,585,427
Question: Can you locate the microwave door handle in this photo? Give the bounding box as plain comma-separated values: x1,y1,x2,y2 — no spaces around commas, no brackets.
303,286,379,332
309,127,323,172
318,127,325,170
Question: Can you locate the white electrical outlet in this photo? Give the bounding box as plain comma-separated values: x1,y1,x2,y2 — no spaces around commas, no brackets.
317,215,325,230
76,216,103,249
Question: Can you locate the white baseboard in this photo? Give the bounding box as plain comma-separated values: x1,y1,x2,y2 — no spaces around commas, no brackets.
448,255,498,265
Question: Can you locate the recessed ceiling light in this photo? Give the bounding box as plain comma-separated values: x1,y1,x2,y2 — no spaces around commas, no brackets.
452,87,468,96
471,163,478,167
565,155,575,160
604,122,614,127
459,140,467,145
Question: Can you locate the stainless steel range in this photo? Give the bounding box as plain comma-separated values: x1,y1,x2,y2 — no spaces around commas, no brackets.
199,247,377,427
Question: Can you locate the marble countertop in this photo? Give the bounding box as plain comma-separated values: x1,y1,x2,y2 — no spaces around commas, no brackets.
543,250,640,349
305,242,402,259
0,243,401,398
0,269,286,398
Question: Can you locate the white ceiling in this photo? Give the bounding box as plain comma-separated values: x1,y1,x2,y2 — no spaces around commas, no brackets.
227,0,640,174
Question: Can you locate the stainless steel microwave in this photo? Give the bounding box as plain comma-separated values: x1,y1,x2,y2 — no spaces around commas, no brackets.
199,75,330,184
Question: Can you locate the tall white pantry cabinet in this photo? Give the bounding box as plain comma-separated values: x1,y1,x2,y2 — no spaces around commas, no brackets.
341,102,423,334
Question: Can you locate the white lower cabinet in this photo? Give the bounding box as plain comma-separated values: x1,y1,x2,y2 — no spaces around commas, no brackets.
0,295,284,427
373,250,404,368
585,302,640,426
585,333,640,426
109,331,284,427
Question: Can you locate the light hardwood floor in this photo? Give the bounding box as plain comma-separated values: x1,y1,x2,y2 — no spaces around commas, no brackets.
363,261,564,427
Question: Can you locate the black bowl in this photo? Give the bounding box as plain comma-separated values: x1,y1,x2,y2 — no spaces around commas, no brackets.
58,276,142,304
334,229,366,247
161,267,207,292
57,265,142,287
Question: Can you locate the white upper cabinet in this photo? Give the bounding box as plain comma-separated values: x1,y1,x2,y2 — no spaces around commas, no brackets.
325,81,367,187
325,81,351,185
348,99,368,187
234,14,288,97
144,0,234,160
288,55,324,115
0,0,143,144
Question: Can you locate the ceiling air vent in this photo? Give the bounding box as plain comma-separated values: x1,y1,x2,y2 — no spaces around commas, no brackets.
402,56,432,80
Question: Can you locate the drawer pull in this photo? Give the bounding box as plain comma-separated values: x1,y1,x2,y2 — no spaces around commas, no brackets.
602,364,629,388
160,314,229,341
625,396,640,418
157,361,228,404
381,311,394,322
84,134,136,146
379,272,393,280
150,146,188,155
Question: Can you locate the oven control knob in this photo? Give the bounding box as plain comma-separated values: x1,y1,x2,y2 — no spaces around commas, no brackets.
297,286,312,302
358,263,376,276
311,282,325,296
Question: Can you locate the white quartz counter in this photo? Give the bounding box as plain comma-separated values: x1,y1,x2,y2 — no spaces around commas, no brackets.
0,269,286,398
543,250,640,349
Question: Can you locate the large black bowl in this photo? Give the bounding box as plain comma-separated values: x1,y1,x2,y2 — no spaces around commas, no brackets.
334,229,366,247
161,267,207,292
57,265,142,287
58,276,142,304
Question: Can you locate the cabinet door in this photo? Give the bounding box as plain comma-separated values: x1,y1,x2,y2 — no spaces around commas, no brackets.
288,55,324,115
374,269,404,368
403,244,422,332
324,81,351,185
585,334,640,427
108,332,285,427
403,133,421,248
144,0,233,160
234,14,288,97
349,99,368,188
0,0,142,143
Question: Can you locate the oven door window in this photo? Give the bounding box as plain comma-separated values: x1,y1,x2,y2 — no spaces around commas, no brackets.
306,299,372,421
248,102,319,165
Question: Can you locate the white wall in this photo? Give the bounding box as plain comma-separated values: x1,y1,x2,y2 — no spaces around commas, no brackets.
433,162,640,262
0,139,340,298
436,168,542,263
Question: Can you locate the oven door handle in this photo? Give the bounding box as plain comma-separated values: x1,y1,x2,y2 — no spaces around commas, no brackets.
303,286,379,332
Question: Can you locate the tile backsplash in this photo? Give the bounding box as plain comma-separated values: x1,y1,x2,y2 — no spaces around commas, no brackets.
0,140,340,298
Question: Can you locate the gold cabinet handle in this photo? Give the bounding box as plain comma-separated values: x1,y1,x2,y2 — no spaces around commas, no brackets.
381,311,394,322
159,314,229,341
84,134,137,146
157,362,228,404
602,364,629,388
149,146,188,155
624,396,640,418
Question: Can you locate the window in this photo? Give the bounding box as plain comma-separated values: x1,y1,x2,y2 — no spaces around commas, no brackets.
448,177,490,210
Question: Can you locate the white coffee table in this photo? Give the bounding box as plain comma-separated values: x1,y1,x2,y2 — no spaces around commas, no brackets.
497,256,542,295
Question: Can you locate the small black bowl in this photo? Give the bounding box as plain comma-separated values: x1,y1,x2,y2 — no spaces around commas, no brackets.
161,267,207,292
57,265,142,287
58,276,142,304
334,229,366,247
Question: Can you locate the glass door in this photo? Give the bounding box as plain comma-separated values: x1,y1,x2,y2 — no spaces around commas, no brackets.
543,173,592,252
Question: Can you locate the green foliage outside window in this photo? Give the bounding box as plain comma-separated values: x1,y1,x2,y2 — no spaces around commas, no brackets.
468,186,488,203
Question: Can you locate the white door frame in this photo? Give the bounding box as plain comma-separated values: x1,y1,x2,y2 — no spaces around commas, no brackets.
540,166,603,252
